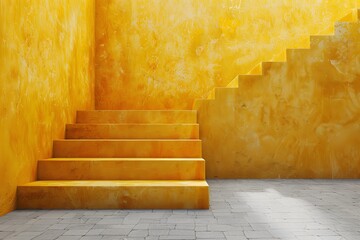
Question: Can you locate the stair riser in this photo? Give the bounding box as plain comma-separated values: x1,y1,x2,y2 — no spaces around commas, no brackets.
215,88,238,102
38,160,205,180
77,111,197,124
53,140,202,158
66,124,199,139
17,185,209,209
310,22,360,49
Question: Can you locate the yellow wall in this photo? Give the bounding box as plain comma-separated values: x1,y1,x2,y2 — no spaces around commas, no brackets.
95,0,358,109
0,0,95,215
198,17,360,178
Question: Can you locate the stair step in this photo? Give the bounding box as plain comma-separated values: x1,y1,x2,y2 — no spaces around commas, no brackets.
226,75,240,88
238,75,268,97
337,9,359,22
53,139,202,158
66,124,199,139
76,110,197,124
286,48,312,62
248,63,262,75
215,88,238,101
310,21,360,49
237,75,262,89
192,98,215,110
310,35,333,48
38,158,205,180
261,62,286,75
17,180,209,209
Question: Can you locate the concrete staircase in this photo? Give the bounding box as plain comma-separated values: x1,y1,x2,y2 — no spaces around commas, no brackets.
195,9,360,178
196,9,360,104
17,110,209,209
195,9,359,107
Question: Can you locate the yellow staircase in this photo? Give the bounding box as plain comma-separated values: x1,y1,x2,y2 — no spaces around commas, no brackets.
195,9,360,106
17,110,209,209
195,9,360,178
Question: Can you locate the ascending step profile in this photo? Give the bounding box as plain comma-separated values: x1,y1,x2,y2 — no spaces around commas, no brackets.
17,110,209,209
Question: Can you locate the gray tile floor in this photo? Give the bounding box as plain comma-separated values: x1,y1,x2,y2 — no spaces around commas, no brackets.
1,180,360,240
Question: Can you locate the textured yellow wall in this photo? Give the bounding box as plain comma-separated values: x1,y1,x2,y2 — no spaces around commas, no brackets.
0,0,95,215
198,17,360,178
95,0,359,109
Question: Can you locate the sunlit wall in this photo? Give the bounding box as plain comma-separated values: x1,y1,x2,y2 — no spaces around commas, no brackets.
95,0,358,109
0,0,95,215
198,18,360,178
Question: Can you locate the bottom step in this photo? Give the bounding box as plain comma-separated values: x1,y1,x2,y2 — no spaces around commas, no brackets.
17,180,209,209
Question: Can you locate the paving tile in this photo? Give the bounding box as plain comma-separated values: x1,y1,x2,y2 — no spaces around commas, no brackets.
100,228,131,236
79,237,102,240
128,229,148,237
15,231,42,237
0,232,13,239
63,230,89,236
196,231,225,238
48,224,69,230
148,229,169,236
168,229,194,236
159,236,195,240
85,229,104,236
99,237,123,240
57,236,82,240
32,230,65,240
174,224,194,230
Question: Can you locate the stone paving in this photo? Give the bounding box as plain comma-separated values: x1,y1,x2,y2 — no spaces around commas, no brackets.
0,179,360,240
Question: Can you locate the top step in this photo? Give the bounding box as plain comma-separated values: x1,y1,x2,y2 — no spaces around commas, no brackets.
77,110,197,124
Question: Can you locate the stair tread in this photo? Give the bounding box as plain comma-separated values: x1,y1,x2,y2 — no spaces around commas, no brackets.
67,123,199,126
76,110,197,124
40,158,205,161
55,139,202,141
78,110,197,112
53,139,202,158
66,123,199,139
19,180,209,187
18,180,209,209
37,158,205,180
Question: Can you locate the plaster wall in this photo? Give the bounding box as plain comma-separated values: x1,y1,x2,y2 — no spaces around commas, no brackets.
0,0,95,215
95,0,359,109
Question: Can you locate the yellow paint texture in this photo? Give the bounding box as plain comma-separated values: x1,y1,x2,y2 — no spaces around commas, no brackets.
0,0,95,215
198,18,360,178
95,0,359,109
